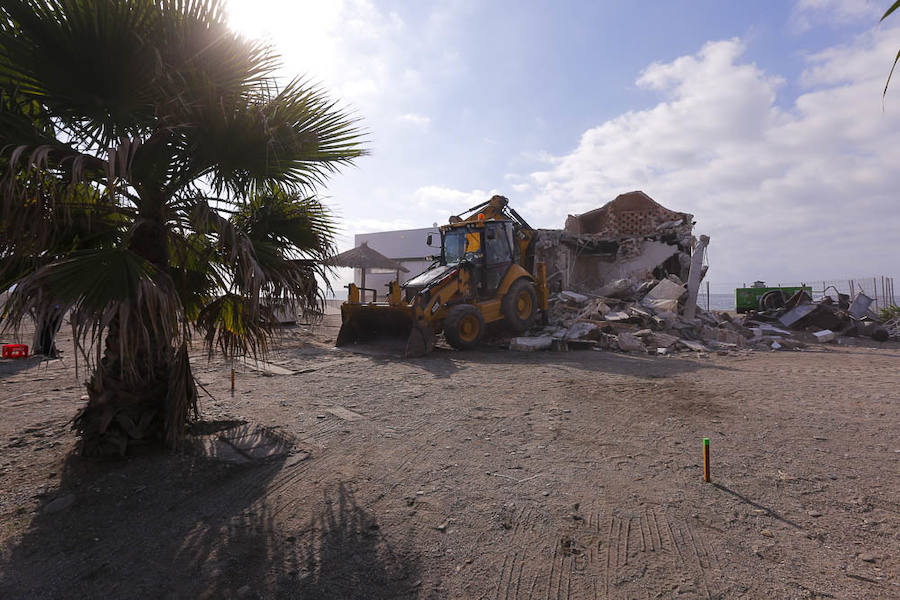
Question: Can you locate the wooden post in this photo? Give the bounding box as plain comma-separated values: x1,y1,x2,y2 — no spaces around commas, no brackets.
874,278,879,311
702,438,710,483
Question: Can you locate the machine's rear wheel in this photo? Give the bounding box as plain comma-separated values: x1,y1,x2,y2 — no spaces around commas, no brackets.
444,304,486,350
502,278,538,333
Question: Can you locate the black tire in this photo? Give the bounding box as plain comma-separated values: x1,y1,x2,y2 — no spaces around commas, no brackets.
444,304,486,350
502,278,538,333
758,290,785,311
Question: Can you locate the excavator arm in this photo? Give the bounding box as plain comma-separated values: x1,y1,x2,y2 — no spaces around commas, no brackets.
449,195,532,230
449,195,535,268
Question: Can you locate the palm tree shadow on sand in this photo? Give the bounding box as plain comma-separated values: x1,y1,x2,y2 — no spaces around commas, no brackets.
0,430,425,599
288,482,424,599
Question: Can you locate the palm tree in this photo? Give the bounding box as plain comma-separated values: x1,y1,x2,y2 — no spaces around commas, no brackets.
0,0,365,456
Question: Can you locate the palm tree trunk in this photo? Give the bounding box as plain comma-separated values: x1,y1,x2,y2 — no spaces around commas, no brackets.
75,215,197,456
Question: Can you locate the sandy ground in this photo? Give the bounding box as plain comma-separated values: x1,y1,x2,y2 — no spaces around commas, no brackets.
0,316,898,599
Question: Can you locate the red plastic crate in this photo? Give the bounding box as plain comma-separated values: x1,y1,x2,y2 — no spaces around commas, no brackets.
1,344,29,359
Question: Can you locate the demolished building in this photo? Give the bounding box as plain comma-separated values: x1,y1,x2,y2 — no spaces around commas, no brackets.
512,192,893,354
534,191,696,293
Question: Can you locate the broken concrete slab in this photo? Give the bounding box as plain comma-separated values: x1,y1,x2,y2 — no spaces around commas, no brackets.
564,321,600,341
813,330,836,343
594,240,681,284
748,322,792,336
510,336,553,351
576,299,611,320
604,310,631,322
678,340,708,352
643,278,686,302
648,332,680,349
559,290,590,304
616,332,646,353
642,298,678,313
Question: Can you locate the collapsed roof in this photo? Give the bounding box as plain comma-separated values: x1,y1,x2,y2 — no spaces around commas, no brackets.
564,191,693,238
535,191,697,293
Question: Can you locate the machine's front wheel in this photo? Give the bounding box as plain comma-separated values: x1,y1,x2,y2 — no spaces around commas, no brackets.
502,278,538,333
444,304,486,350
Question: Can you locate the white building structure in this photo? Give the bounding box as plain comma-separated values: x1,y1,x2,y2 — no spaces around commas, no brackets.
353,226,439,297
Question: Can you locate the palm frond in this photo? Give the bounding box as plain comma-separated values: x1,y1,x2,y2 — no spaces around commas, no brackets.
2,249,181,381
195,292,277,359
884,1,900,99
170,79,367,197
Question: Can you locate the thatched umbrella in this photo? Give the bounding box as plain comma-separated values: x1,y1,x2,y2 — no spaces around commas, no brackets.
327,242,409,299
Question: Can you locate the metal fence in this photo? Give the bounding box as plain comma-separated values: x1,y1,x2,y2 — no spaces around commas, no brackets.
697,276,897,312
806,277,895,311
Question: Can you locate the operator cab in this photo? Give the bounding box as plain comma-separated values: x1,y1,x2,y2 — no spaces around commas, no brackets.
440,220,516,298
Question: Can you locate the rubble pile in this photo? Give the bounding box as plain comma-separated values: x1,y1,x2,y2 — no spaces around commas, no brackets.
510,281,895,354
741,289,893,345
512,274,766,355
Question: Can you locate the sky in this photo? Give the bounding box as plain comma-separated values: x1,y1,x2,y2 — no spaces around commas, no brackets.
226,0,900,293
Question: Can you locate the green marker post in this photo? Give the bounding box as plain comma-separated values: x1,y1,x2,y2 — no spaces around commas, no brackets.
702,437,710,482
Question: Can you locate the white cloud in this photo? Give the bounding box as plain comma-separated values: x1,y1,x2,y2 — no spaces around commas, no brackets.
523,30,900,282
791,0,882,32
397,113,432,127
410,185,502,215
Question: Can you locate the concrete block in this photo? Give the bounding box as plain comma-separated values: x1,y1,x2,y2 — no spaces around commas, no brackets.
650,332,680,349
678,339,708,352
642,298,678,313
616,332,646,353
564,322,599,340
559,290,589,304
510,336,553,351
813,329,836,343
604,311,631,321
643,278,686,301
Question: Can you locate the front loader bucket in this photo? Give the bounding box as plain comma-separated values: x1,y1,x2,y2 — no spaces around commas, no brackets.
336,303,434,358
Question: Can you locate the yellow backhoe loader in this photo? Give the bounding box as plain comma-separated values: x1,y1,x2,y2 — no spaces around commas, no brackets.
335,195,549,357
